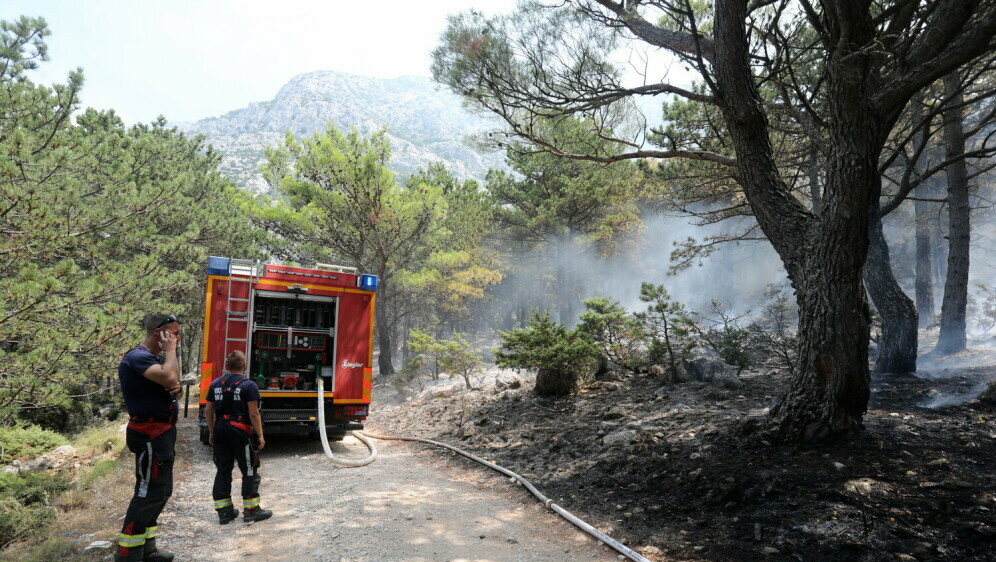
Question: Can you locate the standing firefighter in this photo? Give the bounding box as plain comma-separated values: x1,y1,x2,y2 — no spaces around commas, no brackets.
205,350,273,524
117,313,181,562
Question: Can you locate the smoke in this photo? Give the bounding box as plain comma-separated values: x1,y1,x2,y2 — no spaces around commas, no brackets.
488,210,791,327
918,375,994,409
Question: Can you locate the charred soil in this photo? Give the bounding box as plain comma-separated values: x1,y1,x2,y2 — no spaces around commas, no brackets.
370,351,996,561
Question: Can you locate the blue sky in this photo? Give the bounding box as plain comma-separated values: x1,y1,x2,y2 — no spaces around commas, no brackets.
1,0,519,125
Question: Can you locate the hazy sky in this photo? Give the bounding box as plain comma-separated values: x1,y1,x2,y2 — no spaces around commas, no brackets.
1,0,520,125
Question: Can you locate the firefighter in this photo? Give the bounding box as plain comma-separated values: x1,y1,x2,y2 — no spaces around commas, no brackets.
116,313,181,562
205,350,273,524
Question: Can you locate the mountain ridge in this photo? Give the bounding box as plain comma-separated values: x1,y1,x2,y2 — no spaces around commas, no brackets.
181,70,504,193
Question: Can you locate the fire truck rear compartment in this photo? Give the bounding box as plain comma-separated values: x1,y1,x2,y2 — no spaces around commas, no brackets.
200,258,375,443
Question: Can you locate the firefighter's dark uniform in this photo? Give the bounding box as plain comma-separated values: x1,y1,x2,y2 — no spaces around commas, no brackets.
117,345,177,562
207,372,268,521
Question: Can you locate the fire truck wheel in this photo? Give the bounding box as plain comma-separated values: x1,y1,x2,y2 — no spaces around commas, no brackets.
199,426,211,446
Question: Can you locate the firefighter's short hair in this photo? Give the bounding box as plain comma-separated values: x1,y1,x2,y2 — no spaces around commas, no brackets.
225,350,247,371
143,313,180,335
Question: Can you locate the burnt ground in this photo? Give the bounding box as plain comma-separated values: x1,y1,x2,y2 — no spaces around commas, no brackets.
369,346,996,562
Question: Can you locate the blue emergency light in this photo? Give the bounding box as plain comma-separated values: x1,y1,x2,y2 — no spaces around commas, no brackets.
207,256,230,276
358,274,378,291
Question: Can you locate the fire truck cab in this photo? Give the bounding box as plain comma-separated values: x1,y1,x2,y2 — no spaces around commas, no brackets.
198,256,377,444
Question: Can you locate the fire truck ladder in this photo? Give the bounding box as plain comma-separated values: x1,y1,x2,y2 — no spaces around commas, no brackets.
224,258,258,371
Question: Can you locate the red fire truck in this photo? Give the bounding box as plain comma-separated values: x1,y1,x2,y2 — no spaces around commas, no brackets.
197,256,377,444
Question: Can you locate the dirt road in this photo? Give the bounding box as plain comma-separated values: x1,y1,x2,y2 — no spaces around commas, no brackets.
157,415,621,562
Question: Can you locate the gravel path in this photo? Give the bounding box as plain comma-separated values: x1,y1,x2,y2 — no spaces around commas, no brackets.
156,414,620,561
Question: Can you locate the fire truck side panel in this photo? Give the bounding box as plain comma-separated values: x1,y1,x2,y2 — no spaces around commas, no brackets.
333,289,375,403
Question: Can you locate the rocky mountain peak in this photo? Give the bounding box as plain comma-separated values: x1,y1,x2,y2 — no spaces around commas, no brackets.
182,71,503,193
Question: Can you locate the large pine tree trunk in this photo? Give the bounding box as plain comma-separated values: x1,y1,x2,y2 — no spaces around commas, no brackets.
713,0,880,443
864,212,918,373
936,71,971,355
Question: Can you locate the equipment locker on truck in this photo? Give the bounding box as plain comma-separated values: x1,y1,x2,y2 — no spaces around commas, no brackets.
197,256,377,444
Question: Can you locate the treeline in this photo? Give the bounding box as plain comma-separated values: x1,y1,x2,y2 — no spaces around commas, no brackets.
4,3,996,450
0,18,261,429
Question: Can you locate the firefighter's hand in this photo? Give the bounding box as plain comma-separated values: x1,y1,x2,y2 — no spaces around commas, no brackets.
257,436,265,450
167,383,182,395
208,432,214,446
157,329,178,353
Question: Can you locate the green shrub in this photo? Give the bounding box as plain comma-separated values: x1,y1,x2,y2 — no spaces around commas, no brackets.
495,312,598,396
0,472,71,507
578,297,648,371
634,283,696,372
0,425,68,464
0,499,56,549
0,471,70,548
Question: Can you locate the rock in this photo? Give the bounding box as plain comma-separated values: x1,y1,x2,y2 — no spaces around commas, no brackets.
927,458,950,470
941,477,973,490
762,546,780,556
602,429,638,446
978,380,996,405
52,445,76,456
495,376,522,391
664,361,693,383
832,462,845,471
640,546,662,556
689,468,703,480
647,364,665,377
601,382,622,392
83,540,113,551
911,541,936,560
602,407,628,420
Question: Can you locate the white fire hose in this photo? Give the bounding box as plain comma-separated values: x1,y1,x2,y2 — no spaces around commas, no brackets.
315,377,377,467
313,379,648,561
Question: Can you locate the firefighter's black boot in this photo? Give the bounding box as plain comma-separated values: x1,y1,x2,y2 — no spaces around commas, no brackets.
142,539,174,562
217,506,239,525
243,506,273,523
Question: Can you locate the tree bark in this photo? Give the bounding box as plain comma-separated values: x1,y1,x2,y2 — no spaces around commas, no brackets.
915,180,937,328
808,143,822,215
376,292,395,376
713,0,878,443
912,103,936,329
935,71,971,355
864,211,918,373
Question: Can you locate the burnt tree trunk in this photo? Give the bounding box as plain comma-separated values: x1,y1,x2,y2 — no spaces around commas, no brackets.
912,104,937,329
915,181,936,328
864,211,918,373
936,71,971,355
714,1,876,443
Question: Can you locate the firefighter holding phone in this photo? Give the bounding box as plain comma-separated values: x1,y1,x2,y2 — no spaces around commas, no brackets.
116,314,181,562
